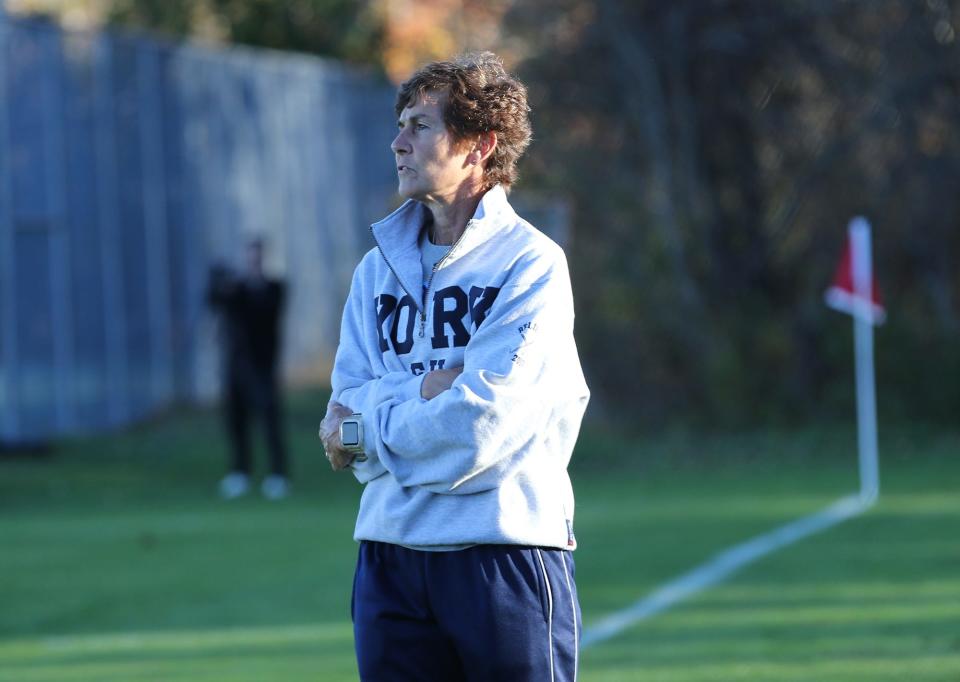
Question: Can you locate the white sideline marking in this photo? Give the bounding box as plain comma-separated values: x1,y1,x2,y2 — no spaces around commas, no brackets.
581,491,876,649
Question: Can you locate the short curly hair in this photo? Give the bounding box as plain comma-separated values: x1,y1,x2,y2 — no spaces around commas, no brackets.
395,52,532,191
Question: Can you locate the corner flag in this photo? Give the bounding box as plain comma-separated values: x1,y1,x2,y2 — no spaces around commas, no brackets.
825,217,886,325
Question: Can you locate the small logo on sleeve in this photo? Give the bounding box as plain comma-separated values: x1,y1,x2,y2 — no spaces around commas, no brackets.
511,321,541,365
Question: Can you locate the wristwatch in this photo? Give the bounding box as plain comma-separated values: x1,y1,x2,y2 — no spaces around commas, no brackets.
339,414,367,462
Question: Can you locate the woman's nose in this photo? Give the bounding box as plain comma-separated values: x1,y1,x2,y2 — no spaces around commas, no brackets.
391,130,406,155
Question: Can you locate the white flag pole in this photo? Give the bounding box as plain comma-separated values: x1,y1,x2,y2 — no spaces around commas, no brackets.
849,217,880,503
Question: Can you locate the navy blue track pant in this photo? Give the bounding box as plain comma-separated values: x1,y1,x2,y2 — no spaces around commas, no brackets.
353,541,581,681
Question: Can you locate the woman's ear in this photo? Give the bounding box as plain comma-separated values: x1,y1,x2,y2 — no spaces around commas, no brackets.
475,131,498,163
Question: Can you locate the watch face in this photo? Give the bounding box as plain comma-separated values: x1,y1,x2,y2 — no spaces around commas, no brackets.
341,421,360,447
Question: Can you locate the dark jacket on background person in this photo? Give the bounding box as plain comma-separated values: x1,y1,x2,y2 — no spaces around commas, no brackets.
208,268,286,389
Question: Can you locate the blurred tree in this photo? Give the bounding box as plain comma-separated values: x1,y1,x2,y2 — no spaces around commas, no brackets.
506,0,960,425
378,0,512,82
5,0,107,28
105,0,385,64
102,0,517,78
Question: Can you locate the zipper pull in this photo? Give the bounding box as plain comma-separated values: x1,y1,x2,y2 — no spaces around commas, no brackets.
419,313,426,338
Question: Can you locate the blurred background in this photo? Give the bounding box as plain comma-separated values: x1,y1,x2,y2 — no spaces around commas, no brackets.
3,0,960,443
2,0,959,440
1,2,958,681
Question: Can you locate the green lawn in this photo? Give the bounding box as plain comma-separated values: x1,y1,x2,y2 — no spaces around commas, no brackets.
1,389,958,681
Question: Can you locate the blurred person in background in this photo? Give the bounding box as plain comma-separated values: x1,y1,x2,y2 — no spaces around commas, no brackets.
319,52,589,681
207,237,290,500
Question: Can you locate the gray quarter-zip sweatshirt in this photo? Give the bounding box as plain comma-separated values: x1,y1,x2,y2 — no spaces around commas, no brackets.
330,185,590,550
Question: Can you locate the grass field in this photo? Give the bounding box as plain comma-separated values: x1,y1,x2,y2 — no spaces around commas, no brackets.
1,388,958,681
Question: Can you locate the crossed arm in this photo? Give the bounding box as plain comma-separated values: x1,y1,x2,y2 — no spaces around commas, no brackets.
319,366,463,470
321,249,576,485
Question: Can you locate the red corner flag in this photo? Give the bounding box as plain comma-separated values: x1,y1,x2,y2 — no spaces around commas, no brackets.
824,219,886,325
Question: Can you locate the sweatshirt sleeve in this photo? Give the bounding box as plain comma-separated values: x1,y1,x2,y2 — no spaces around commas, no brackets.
368,249,585,494
330,263,425,483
